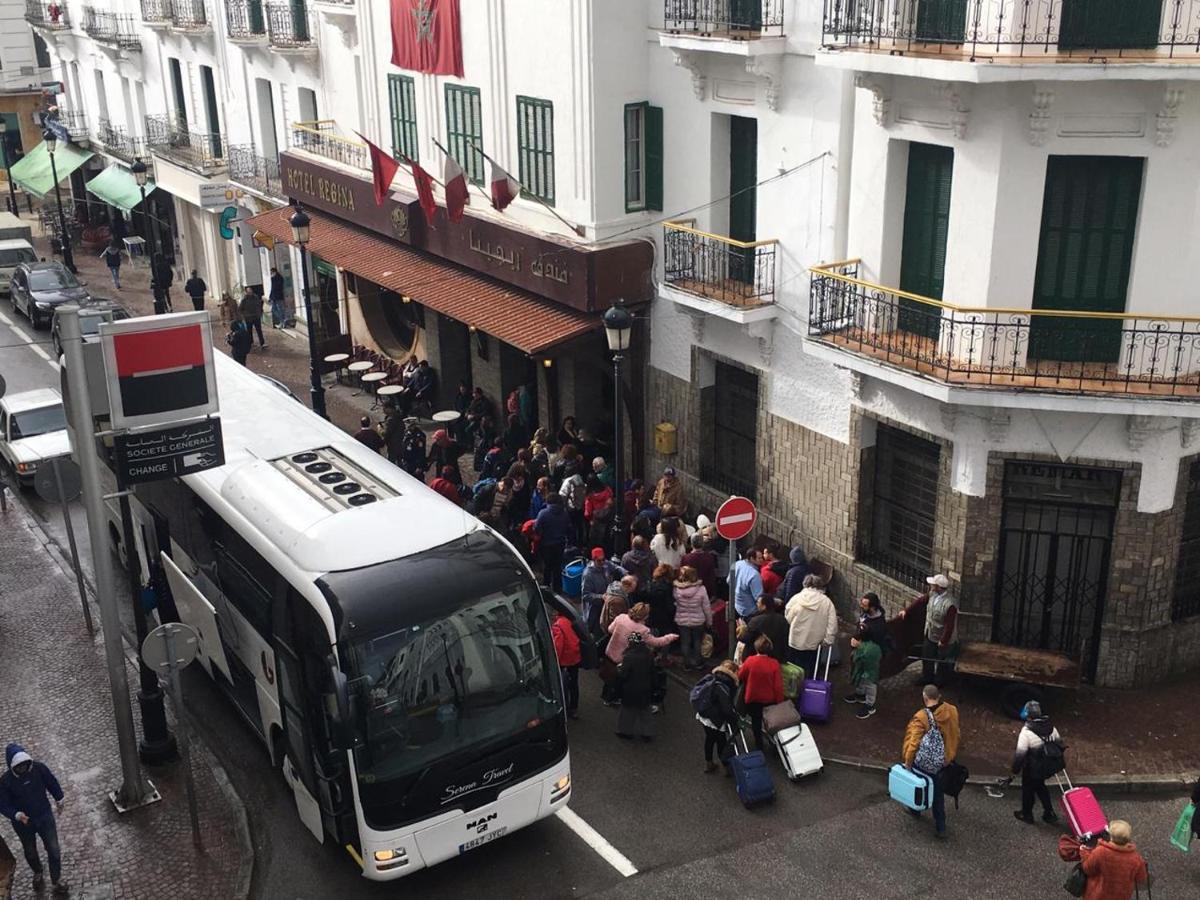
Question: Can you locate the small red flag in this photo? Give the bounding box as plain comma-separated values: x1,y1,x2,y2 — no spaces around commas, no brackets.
443,154,469,223
357,132,400,207
410,160,437,226
489,160,520,212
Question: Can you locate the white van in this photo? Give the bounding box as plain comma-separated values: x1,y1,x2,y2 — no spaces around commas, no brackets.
0,238,38,295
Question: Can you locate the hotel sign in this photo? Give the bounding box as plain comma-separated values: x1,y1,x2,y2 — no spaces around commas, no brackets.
280,153,653,313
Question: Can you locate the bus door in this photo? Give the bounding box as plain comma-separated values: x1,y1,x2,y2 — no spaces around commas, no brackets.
160,552,233,681
273,635,325,843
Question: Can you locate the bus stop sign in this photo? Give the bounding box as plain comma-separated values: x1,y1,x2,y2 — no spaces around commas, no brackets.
716,496,757,542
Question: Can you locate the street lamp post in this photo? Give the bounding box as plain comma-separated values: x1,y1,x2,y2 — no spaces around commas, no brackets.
290,204,327,419
131,158,156,260
0,119,18,217
603,302,633,557
42,129,75,273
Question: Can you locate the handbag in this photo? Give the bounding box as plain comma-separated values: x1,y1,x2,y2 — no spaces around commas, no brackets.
1063,863,1087,897
1170,802,1195,852
700,633,715,660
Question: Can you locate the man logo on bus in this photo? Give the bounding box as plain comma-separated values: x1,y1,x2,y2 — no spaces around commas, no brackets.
467,812,498,835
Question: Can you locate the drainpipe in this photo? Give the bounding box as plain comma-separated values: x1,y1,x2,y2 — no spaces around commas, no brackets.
833,70,855,262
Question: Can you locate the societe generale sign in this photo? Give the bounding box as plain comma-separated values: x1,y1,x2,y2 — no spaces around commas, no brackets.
99,311,220,431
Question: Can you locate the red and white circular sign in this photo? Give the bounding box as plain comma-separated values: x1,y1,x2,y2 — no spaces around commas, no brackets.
716,496,757,541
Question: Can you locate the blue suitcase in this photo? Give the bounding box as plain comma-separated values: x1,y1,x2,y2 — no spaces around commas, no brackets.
730,726,775,808
889,764,934,812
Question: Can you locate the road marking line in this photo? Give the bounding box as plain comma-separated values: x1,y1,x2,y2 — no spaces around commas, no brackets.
555,807,638,878
46,358,60,371
10,324,36,345
0,311,11,325
30,344,52,362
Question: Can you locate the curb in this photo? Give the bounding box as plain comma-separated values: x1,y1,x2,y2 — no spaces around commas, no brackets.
666,661,1198,796
12,494,257,899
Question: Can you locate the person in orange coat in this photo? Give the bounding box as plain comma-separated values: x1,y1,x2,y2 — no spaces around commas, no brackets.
429,466,461,505
1079,820,1149,900
551,610,582,720
737,636,784,751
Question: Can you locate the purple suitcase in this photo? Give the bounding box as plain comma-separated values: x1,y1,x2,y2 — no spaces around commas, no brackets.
799,646,833,723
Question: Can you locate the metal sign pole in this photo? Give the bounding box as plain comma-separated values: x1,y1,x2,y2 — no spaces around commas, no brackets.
727,538,737,661
162,625,202,849
51,459,93,635
59,305,150,811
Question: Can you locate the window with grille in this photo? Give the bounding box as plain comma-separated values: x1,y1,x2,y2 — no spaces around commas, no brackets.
702,362,758,500
1172,460,1200,621
445,84,483,184
862,425,940,585
515,96,554,205
388,74,418,163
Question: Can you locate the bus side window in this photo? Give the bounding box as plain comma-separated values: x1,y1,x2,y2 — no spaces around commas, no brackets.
213,526,279,639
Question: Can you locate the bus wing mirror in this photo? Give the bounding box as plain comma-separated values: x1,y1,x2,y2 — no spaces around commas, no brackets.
328,663,356,750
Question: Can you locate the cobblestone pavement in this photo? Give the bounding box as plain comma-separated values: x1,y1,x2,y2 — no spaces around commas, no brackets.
0,500,250,900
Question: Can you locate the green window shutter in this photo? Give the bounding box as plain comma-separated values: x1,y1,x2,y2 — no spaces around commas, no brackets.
645,104,663,212
898,142,954,338
445,85,483,184
915,0,967,42
1059,0,1162,51
388,74,418,162
516,96,554,205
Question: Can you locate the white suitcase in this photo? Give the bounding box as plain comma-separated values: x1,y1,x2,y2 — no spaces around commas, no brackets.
772,722,823,781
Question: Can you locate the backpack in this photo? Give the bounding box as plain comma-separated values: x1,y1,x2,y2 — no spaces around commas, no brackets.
689,674,720,720
914,709,946,773
940,761,970,809
1029,739,1067,781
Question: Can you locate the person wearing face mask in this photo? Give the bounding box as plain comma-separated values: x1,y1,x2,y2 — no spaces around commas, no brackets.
0,744,67,895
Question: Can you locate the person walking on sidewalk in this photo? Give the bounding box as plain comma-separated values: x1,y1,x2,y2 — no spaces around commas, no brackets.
226,319,252,367
100,241,123,290
1078,820,1149,900
0,744,68,895
902,685,961,839
737,636,784,751
151,253,173,313
784,573,837,676
551,606,582,719
1010,700,1062,825
268,267,286,328
184,270,207,311
899,573,959,686
693,659,740,774
238,286,266,349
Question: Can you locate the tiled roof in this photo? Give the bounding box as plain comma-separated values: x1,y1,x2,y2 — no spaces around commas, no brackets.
247,206,598,355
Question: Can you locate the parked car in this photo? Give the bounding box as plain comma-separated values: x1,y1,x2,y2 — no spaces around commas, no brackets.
0,238,38,295
50,299,133,357
0,388,71,487
8,261,90,328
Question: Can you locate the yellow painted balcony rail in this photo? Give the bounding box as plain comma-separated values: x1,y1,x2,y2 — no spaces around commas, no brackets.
664,221,778,308
289,120,366,170
808,260,1200,398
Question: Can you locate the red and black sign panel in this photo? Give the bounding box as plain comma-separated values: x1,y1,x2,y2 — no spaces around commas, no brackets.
112,325,210,418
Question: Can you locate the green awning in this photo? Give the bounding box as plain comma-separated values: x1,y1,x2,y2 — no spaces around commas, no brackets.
85,164,156,214
8,141,94,198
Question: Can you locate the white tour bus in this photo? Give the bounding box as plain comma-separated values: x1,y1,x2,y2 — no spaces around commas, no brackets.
105,353,571,879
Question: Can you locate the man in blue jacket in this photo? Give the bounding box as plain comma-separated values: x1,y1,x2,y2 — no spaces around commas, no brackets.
0,744,67,895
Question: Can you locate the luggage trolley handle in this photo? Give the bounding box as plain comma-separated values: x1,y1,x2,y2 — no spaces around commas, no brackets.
1054,770,1074,794
815,643,832,682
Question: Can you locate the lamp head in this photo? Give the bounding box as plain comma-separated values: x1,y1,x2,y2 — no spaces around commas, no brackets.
602,302,633,352
131,158,148,186
289,205,311,245
42,129,56,154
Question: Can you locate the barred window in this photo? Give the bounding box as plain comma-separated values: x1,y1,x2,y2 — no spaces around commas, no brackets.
388,74,418,163
516,96,553,205
862,425,940,586
701,362,758,500
445,84,483,184
1172,460,1200,621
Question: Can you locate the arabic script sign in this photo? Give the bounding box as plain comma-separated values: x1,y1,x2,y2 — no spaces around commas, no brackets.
113,418,225,486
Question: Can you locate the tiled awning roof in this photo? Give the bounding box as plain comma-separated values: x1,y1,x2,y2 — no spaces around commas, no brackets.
246,206,598,355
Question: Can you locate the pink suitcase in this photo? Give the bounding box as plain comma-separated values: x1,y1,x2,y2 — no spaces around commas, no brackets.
1057,773,1107,841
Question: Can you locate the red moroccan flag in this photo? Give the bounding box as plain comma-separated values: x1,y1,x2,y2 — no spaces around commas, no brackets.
357,132,400,207
410,160,437,226
443,154,469,223
489,160,520,212
391,0,464,77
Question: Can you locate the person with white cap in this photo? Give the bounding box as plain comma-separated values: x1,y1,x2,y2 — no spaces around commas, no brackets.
0,744,67,895
899,573,959,685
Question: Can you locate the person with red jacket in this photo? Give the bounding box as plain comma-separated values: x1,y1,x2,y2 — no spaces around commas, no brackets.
737,636,784,751
551,610,582,719
429,466,461,505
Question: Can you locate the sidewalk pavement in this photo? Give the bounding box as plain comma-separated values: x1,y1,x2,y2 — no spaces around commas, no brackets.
669,636,1200,786
0,498,251,899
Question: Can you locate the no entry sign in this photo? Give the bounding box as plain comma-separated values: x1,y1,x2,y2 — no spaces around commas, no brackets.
716,496,757,541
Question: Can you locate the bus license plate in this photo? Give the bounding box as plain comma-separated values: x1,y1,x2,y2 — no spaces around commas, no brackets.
459,826,508,854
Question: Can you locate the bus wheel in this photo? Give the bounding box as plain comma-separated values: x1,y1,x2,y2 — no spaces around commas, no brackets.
270,727,287,775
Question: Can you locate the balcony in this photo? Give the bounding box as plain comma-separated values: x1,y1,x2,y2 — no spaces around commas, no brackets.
808,260,1200,403
663,0,785,39
820,0,1200,77
25,1,71,30
82,7,143,50
140,0,170,26
228,144,285,198
664,221,777,308
289,120,366,170
145,114,225,174
46,109,90,144
225,0,267,42
95,118,145,164
171,0,211,32
266,2,317,54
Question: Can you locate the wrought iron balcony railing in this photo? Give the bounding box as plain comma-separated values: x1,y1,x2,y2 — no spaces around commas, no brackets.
266,1,315,49
663,221,777,308
95,118,145,163
140,0,170,24
145,114,225,172
46,109,89,143
25,1,71,28
663,0,785,36
171,0,210,29
225,0,267,39
228,144,284,198
808,260,1200,398
289,120,366,169
82,7,142,49
822,0,1200,61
